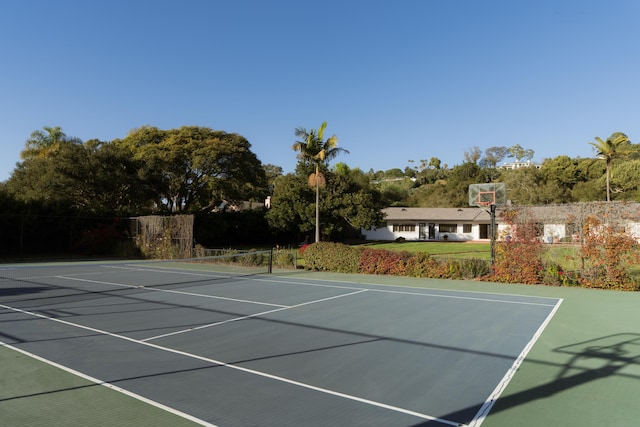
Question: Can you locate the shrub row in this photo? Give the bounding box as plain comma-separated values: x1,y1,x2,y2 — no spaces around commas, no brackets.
302,242,490,279
301,242,362,273
300,240,640,290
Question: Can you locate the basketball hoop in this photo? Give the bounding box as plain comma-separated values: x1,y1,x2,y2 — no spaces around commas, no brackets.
468,183,505,208
477,191,496,206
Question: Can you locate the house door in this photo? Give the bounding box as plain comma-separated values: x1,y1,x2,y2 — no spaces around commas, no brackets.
419,223,427,240
428,223,436,240
479,224,489,239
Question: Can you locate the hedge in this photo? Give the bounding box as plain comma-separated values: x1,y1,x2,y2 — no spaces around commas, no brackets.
303,242,490,280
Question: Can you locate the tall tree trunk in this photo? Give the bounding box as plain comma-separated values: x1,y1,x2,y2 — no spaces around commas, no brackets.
315,164,320,242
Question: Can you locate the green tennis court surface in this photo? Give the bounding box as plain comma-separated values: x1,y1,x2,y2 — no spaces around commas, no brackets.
1,261,639,426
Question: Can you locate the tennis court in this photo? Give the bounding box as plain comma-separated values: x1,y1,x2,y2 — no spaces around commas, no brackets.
0,257,591,426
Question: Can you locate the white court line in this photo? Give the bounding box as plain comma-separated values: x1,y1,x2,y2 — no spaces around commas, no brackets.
468,297,564,427
246,275,558,307
143,289,369,342
256,273,562,301
61,276,287,308
0,301,459,426
141,305,291,342
0,339,218,427
370,287,557,307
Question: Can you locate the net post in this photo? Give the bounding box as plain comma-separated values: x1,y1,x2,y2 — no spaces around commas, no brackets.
268,248,273,274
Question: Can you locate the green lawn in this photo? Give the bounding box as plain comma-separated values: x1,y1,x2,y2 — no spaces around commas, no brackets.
354,241,492,259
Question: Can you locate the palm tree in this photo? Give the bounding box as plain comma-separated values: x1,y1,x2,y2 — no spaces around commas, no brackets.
292,122,348,242
589,132,632,201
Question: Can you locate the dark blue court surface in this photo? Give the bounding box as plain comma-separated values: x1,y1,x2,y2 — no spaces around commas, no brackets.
0,263,561,426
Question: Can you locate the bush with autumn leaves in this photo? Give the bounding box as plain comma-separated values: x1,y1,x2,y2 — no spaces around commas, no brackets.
577,216,640,290
489,209,640,290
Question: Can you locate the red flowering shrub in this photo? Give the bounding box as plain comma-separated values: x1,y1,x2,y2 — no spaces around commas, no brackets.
490,209,544,284
297,243,311,255
359,248,410,275
579,216,640,290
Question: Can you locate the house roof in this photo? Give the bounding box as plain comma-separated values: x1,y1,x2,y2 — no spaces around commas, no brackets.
381,202,640,225
382,207,492,222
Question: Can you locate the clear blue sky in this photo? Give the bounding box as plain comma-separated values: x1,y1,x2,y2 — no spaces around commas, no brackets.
2,0,640,182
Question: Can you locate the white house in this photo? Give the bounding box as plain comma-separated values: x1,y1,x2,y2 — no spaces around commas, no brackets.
361,202,640,243
362,207,494,241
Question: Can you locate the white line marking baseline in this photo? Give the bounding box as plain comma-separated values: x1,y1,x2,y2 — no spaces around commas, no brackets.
0,300,459,426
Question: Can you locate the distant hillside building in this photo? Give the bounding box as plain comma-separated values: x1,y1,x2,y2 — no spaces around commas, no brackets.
499,160,541,170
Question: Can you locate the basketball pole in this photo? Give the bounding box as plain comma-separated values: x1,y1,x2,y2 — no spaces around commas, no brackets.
490,204,496,269
468,182,505,274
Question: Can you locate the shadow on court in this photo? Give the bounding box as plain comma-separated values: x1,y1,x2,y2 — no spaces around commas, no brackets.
410,333,640,426
0,286,50,297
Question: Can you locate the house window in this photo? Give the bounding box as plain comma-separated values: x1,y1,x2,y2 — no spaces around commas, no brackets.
393,224,415,232
463,224,472,233
439,224,457,233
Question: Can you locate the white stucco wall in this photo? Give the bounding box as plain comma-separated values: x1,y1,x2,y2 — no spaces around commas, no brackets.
362,222,488,241
543,224,566,243
626,223,640,242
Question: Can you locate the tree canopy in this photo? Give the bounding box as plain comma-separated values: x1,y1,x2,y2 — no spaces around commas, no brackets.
116,126,267,212
7,125,267,215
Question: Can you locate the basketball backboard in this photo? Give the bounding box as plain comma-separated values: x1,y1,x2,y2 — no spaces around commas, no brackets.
468,182,506,207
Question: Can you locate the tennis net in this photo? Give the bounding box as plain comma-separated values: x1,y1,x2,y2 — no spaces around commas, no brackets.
0,249,273,290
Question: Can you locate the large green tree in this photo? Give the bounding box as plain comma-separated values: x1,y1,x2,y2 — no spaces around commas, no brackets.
589,132,632,201
607,159,640,200
291,122,348,242
20,126,82,159
463,146,482,164
9,127,84,208
498,167,544,205
506,144,535,163
446,162,487,207
539,156,579,203
8,137,148,214
117,126,267,212
480,146,508,168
